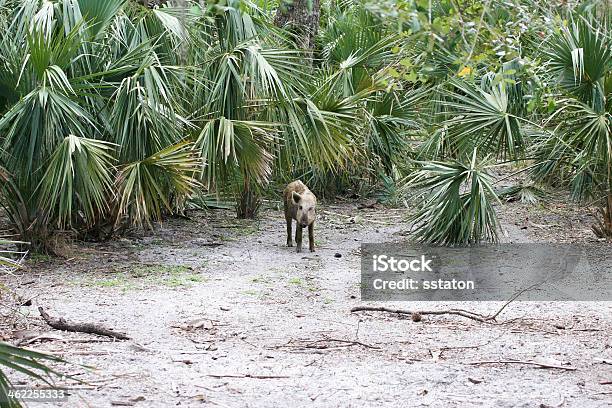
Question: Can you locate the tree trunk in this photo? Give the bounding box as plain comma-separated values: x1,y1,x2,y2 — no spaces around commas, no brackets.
236,185,261,219
274,0,321,51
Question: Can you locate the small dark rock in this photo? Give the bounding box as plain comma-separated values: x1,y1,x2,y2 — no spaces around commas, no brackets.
334,253,342,258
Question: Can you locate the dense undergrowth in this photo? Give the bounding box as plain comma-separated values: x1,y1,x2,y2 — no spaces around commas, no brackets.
0,0,609,248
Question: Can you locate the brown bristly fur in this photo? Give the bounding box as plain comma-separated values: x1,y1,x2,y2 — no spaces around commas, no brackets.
283,180,317,253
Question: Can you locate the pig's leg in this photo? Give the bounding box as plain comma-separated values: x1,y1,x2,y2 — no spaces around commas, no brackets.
308,223,315,252
286,217,293,247
295,224,303,253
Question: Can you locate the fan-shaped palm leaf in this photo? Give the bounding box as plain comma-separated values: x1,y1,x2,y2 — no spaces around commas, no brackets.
543,15,611,110
36,135,115,228
194,117,275,190
116,142,200,227
441,78,527,160
406,150,500,245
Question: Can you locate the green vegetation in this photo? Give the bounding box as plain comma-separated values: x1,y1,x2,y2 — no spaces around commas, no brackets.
0,240,68,408
0,342,70,408
84,264,204,289
288,277,303,285
0,0,610,248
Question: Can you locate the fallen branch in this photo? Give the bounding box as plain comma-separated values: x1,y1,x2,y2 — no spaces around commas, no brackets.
352,285,539,323
15,333,64,346
309,338,380,350
299,338,379,350
38,307,130,340
351,306,493,323
468,360,576,371
206,374,289,379
272,336,380,351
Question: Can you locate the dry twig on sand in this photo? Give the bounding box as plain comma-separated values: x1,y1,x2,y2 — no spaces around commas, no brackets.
351,305,497,323
468,360,576,371
38,307,130,340
206,374,290,379
351,286,534,324
272,335,380,351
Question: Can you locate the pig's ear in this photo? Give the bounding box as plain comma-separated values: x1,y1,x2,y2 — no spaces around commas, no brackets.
292,192,301,204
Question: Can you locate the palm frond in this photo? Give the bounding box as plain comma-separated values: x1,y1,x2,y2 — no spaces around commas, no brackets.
532,99,611,200
441,78,527,160
498,182,547,204
543,15,611,109
116,142,200,227
76,0,125,40
0,342,68,408
405,150,500,245
36,135,115,228
194,118,275,190
109,63,188,162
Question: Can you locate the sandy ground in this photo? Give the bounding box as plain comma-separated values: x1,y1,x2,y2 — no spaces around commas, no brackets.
1,199,611,407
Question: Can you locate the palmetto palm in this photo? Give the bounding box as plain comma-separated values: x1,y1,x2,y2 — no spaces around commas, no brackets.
0,0,199,247
533,13,612,236
190,0,415,207
439,74,528,160
405,65,531,245
298,1,418,190
407,150,500,246
398,3,611,245
187,4,299,209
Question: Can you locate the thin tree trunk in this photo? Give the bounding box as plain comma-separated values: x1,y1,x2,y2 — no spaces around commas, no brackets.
274,0,321,51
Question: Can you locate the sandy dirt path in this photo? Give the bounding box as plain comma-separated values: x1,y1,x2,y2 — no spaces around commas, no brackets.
2,203,611,407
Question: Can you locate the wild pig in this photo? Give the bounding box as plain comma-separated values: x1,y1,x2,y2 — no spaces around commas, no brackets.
283,180,317,253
